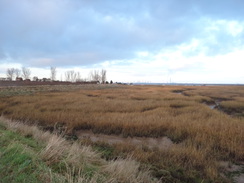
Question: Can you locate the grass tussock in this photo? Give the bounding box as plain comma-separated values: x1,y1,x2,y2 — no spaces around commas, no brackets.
103,158,153,183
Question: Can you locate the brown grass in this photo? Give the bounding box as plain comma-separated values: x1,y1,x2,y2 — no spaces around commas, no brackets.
0,84,243,182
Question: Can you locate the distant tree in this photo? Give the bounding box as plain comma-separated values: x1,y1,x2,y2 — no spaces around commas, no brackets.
110,80,113,84
70,70,77,82
15,68,21,78
101,69,107,84
65,71,71,82
6,68,15,80
89,70,102,83
65,70,80,82
50,67,57,81
22,67,31,80
76,72,82,82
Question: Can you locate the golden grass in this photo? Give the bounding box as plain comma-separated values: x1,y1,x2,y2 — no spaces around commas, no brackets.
103,158,153,183
0,85,243,181
220,100,244,113
102,141,220,181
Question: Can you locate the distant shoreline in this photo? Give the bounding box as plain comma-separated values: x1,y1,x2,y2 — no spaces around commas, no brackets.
132,83,244,86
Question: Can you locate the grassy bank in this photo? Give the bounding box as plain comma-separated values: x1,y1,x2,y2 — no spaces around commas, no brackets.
0,117,155,183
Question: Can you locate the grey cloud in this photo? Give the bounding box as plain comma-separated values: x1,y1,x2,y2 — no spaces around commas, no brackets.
0,48,6,60
0,0,243,68
195,0,244,20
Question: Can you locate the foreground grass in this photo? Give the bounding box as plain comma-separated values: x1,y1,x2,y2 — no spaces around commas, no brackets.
0,124,49,183
0,117,156,183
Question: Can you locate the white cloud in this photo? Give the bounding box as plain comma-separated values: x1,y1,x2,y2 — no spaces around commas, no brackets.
226,21,244,37
0,62,22,77
136,51,149,57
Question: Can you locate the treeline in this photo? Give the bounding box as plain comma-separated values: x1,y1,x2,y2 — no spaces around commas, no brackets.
5,67,31,80
3,67,110,84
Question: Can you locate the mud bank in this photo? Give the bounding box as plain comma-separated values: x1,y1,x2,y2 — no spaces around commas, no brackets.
219,161,244,183
76,130,174,150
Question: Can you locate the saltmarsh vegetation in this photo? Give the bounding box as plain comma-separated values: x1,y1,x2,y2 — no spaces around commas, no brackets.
0,84,243,182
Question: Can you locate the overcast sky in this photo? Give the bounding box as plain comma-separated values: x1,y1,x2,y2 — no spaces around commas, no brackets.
0,0,244,83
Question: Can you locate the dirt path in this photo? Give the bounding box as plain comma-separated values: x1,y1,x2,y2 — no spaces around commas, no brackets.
76,130,174,150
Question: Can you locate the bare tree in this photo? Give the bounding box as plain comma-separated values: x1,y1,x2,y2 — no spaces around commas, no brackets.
101,69,107,84
22,67,31,80
6,68,15,80
15,69,21,78
89,70,100,82
50,67,57,81
70,70,77,82
65,70,77,82
76,72,82,82
65,71,71,82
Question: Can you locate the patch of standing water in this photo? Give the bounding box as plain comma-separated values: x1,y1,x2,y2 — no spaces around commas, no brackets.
172,90,184,95
76,130,174,150
219,161,244,183
207,101,221,110
175,92,182,95
234,174,244,183
208,104,216,109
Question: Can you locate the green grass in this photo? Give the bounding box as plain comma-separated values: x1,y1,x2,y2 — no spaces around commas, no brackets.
92,142,115,160
0,125,51,183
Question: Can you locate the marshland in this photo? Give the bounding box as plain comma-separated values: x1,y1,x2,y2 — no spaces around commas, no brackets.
0,84,243,183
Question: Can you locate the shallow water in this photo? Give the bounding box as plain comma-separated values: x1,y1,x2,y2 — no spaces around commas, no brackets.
208,104,216,109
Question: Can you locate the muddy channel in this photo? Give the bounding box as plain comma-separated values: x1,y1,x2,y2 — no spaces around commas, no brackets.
76,130,173,150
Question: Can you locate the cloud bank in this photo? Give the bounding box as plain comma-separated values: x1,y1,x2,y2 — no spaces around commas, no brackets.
0,0,243,83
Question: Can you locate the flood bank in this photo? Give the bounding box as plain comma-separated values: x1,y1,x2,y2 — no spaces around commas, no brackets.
76,130,174,150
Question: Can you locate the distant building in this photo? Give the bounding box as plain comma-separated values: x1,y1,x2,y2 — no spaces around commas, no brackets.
6,78,12,81
16,77,23,81
33,76,38,81
76,79,83,82
0,77,7,81
42,78,51,82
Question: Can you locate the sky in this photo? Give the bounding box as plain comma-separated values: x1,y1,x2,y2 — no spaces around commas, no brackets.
0,0,244,83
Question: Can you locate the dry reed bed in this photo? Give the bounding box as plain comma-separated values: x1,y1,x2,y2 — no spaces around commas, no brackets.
0,85,243,181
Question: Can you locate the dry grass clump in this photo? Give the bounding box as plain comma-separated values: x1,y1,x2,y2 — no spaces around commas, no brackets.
40,135,69,164
103,158,153,183
0,116,156,183
105,142,219,182
0,116,53,143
